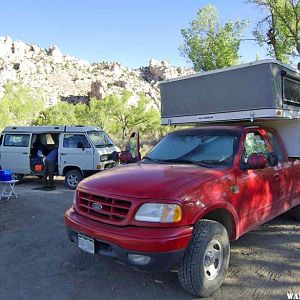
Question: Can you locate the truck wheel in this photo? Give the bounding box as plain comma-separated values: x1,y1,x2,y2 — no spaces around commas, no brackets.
290,205,300,221
64,170,83,190
178,220,230,297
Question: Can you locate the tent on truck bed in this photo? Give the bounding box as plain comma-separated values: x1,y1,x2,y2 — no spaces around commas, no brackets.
160,60,300,125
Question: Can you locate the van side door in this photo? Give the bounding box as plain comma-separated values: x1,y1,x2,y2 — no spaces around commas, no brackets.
59,133,94,174
0,133,31,174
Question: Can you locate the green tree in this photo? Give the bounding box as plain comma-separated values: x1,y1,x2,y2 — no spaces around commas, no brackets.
74,99,110,130
34,101,77,125
101,91,161,142
180,4,248,71
33,92,162,145
0,83,45,130
248,0,300,63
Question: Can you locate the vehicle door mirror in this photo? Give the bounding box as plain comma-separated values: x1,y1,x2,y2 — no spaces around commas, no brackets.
77,141,85,150
109,151,119,162
246,153,267,169
119,150,132,164
267,152,279,167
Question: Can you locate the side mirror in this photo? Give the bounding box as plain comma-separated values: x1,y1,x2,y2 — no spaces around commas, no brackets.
246,153,267,169
119,150,132,164
109,151,119,162
77,141,85,150
267,152,279,167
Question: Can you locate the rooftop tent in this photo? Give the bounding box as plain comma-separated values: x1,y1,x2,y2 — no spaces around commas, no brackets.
160,60,300,125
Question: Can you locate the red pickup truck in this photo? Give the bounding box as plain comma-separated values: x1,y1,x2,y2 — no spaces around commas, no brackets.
65,125,300,297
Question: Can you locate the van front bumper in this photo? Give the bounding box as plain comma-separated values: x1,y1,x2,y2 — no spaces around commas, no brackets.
65,207,193,271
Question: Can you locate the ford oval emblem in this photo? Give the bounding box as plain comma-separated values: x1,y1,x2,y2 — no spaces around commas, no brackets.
92,203,103,211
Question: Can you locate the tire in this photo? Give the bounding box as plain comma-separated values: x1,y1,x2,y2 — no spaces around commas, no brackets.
290,205,300,221
64,170,83,190
178,220,230,298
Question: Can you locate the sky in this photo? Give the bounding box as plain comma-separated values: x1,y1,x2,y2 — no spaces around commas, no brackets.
0,0,268,69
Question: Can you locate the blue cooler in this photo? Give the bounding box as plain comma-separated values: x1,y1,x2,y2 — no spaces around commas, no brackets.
0,170,13,181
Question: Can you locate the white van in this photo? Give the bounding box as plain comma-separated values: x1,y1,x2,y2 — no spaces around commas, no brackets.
0,125,119,189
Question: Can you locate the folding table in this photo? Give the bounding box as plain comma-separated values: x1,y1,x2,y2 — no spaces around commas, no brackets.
0,180,19,200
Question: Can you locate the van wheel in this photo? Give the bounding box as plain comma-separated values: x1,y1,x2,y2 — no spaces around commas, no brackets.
178,220,230,298
64,170,83,190
290,205,300,221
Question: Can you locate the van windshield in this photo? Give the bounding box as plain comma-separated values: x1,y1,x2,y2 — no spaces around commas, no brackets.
88,131,114,148
144,129,239,167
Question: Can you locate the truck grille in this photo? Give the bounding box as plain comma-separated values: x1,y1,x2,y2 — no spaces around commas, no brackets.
77,191,132,223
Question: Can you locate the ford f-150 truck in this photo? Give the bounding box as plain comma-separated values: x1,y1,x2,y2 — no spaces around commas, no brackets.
65,124,300,297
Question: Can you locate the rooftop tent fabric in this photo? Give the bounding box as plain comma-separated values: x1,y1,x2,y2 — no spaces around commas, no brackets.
160,62,289,119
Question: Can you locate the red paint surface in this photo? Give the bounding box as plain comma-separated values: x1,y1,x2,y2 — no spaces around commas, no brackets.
65,126,300,253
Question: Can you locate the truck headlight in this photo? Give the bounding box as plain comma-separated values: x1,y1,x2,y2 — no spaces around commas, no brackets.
135,203,182,223
100,154,109,162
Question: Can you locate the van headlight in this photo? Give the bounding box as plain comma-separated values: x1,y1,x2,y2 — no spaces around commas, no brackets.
134,203,182,223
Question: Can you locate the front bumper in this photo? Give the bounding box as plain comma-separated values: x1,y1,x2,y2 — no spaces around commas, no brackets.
65,207,193,271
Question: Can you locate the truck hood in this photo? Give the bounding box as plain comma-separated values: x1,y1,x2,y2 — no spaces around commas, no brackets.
78,163,226,199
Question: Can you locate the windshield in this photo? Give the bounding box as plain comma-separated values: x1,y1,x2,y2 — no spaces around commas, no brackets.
88,131,114,148
145,130,239,167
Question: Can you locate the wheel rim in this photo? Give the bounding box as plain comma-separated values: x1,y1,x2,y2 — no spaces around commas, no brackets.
203,239,223,280
67,174,79,187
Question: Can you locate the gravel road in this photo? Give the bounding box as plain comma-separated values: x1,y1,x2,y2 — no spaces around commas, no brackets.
0,178,299,300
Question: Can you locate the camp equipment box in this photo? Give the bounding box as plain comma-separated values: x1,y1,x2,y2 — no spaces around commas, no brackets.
160,60,300,125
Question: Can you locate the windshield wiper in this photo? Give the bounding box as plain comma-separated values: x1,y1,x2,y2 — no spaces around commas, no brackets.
159,159,212,168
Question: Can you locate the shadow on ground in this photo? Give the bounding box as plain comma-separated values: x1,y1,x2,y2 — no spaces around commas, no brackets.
0,180,299,300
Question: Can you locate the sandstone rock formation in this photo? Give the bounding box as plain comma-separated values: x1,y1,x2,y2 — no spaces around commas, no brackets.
89,81,104,100
0,36,195,108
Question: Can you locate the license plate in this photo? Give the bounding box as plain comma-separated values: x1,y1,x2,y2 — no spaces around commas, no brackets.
78,234,95,254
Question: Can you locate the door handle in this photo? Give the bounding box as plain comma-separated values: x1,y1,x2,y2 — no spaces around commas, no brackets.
273,173,280,178
60,153,67,156
22,152,28,154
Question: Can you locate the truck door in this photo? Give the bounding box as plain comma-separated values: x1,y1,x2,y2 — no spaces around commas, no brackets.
58,133,94,174
235,130,281,233
0,133,31,174
265,130,292,211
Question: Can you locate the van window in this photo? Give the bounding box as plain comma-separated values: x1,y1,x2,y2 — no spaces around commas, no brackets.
88,131,114,148
4,134,30,147
283,77,300,107
63,134,91,148
0,135,3,146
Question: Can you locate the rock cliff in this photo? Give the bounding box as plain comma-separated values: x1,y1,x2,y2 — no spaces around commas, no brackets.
0,36,194,108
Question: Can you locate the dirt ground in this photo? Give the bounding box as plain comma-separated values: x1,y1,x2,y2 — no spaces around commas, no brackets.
0,177,299,300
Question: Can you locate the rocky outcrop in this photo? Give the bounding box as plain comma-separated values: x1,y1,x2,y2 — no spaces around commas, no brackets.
0,36,13,57
140,59,195,83
0,36,194,108
47,46,64,63
89,81,104,100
